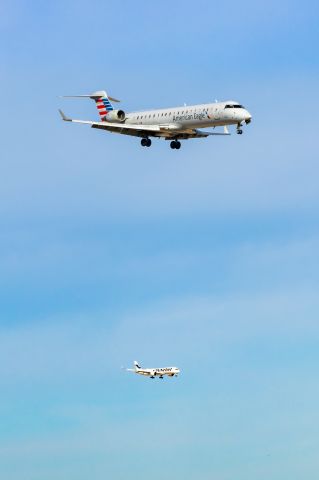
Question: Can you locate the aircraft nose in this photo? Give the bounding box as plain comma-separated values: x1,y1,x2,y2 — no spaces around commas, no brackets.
245,111,252,124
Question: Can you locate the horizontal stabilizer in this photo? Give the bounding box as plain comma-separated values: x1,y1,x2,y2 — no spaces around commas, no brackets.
62,91,120,102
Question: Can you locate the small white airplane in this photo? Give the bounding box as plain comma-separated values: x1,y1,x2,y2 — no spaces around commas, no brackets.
125,361,180,379
59,90,252,149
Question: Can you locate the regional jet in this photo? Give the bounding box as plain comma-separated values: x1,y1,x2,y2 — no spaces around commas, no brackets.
59,90,252,149
125,361,180,379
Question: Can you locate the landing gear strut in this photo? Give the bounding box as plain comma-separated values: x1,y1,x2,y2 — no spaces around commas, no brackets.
141,138,152,147
237,124,243,135
170,140,181,149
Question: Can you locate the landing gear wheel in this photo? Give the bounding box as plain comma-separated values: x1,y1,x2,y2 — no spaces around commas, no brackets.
141,138,151,147
170,140,181,149
237,129,243,135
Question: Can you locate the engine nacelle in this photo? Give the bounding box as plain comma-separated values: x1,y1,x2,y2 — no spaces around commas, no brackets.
104,109,125,123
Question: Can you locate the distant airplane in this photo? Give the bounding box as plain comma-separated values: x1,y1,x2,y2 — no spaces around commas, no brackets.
125,361,180,379
59,90,252,149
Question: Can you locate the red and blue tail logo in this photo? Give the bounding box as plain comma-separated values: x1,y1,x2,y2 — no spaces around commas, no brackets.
95,95,114,120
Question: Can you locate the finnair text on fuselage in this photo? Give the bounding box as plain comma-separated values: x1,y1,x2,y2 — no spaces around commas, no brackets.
125,361,180,379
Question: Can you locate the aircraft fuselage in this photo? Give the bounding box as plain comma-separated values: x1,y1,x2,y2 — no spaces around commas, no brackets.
125,100,251,130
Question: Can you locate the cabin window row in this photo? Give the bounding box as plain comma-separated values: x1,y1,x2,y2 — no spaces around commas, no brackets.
135,109,209,120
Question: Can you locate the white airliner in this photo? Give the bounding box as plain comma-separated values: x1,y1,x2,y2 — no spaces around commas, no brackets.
59,90,252,149
126,361,180,379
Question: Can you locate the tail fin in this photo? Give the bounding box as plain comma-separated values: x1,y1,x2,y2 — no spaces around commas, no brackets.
93,90,115,120
134,361,141,370
62,90,120,121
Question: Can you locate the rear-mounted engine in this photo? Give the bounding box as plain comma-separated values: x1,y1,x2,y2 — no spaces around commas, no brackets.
104,110,125,123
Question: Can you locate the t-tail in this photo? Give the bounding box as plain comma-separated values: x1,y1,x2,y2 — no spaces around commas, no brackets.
92,91,115,120
62,90,122,121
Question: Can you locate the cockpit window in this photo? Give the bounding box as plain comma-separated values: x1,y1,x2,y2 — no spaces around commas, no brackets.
225,104,244,109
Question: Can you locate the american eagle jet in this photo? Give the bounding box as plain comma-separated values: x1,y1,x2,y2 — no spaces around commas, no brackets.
59,90,252,149
126,361,180,379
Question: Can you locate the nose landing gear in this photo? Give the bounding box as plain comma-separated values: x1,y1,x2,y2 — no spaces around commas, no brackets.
237,124,243,135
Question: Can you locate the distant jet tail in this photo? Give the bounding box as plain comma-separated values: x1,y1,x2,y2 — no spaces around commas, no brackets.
62,90,121,121
134,360,141,370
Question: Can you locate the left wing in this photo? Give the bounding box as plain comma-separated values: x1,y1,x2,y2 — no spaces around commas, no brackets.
59,110,163,138
59,110,231,139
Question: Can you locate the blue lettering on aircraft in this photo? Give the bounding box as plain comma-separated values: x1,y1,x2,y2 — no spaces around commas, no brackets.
173,112,208,122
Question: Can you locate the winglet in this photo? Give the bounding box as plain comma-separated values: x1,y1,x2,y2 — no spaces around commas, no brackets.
58,109,72,122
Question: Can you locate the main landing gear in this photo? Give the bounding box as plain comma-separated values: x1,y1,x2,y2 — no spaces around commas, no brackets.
141,138,152,147
170,140,181,149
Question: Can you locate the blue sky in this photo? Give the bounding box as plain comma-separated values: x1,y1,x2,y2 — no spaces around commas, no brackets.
1,1,319,479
